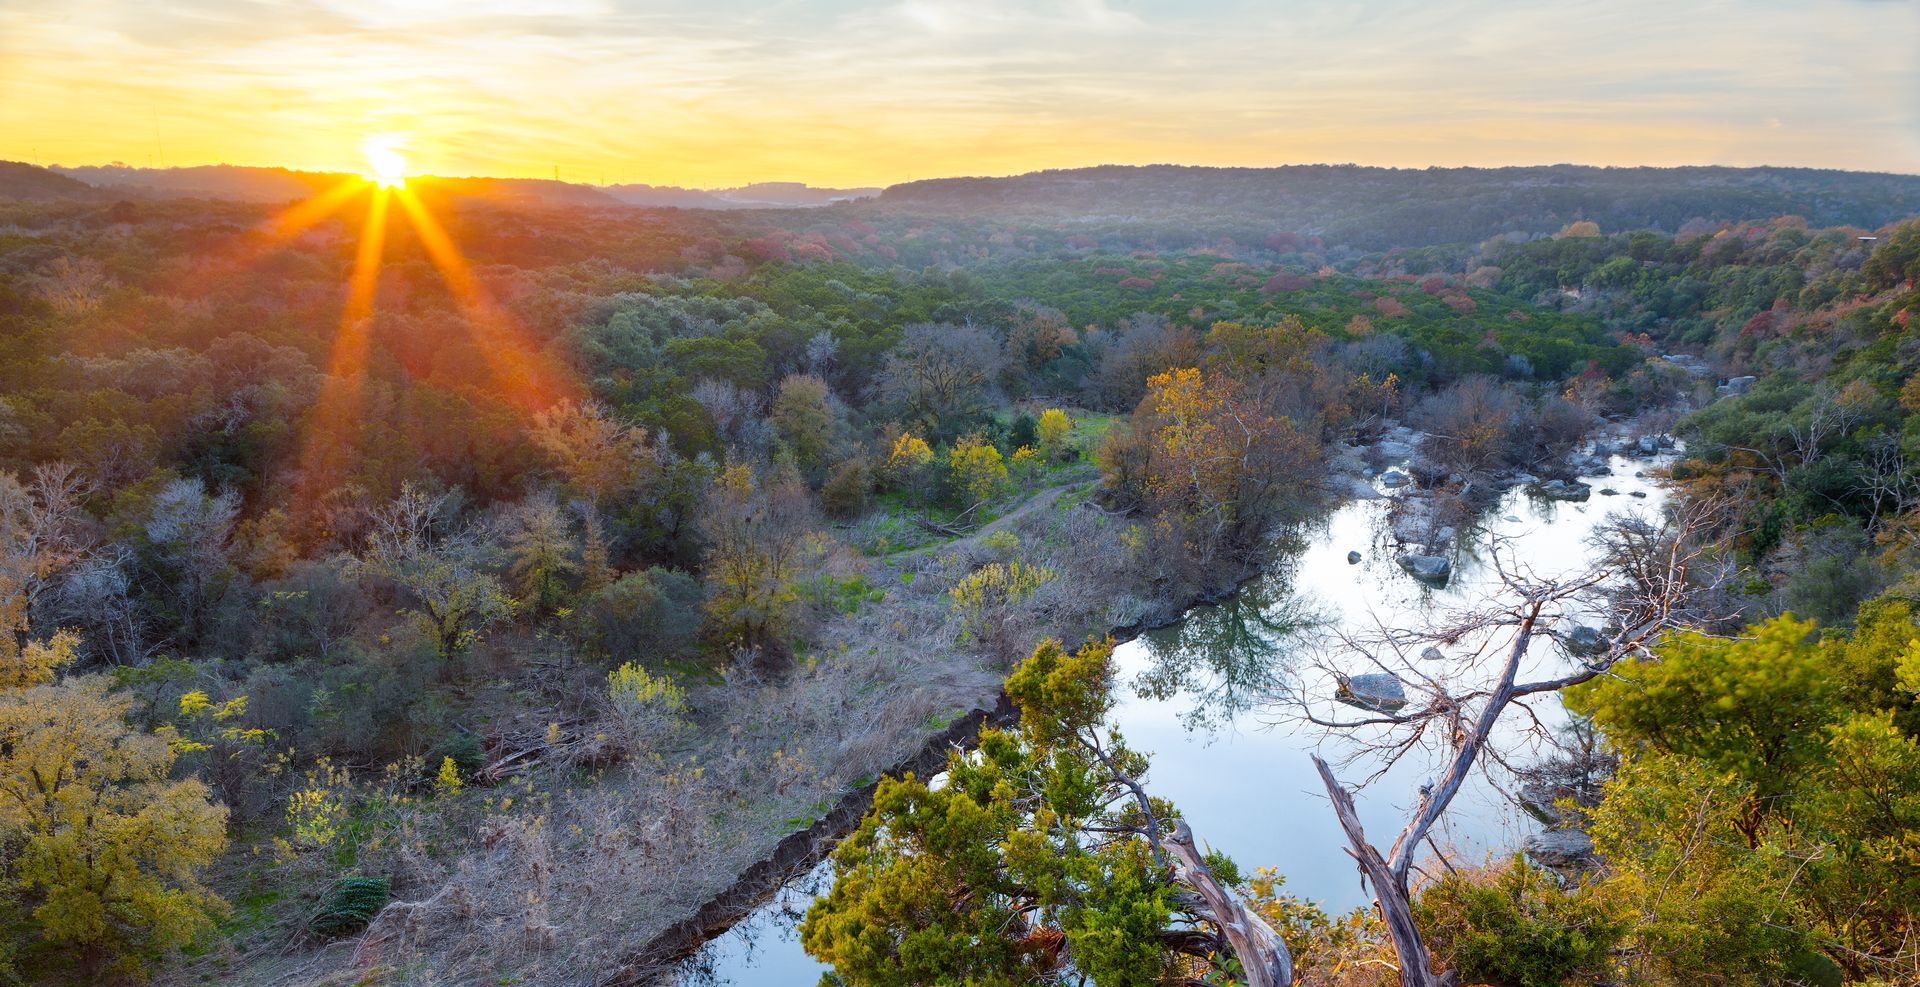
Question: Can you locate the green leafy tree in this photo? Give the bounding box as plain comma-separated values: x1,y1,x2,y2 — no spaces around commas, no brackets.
770,373,839,478
1575,607,1920,980
1568,616,1838,840
1413,857,1625,987
801,638,1293,987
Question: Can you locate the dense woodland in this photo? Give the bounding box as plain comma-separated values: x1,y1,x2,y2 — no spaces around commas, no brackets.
0,160,1918,985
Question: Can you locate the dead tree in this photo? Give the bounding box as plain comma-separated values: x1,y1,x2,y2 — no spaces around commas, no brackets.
1277,502,1718,987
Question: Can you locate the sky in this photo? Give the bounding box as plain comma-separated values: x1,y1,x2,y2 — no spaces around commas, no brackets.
2,0,1916,188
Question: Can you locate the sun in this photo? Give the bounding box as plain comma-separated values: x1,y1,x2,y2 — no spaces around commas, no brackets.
361,134,409,187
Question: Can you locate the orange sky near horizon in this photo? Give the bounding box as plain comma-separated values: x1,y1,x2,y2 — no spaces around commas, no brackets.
3,0,1917,189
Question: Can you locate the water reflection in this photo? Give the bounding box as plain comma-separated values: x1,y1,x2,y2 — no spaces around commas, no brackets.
1132,576,1327,733
675,861,831,987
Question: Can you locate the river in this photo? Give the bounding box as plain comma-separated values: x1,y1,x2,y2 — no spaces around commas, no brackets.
678,449,1671,985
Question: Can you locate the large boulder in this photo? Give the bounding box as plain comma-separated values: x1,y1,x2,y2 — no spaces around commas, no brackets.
1336,672,1408,713
1396,553,1452,584
1717,375,1757,397
1379,469,1412,489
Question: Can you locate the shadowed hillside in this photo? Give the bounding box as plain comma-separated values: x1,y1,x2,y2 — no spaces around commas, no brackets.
0,161,100,201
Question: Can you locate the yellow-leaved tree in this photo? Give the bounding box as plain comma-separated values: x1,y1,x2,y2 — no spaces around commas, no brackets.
947,434,1008,504
0,632,229,978
1035,408,1073,461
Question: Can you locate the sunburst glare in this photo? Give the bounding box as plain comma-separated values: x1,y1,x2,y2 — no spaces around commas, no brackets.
361,134,410,187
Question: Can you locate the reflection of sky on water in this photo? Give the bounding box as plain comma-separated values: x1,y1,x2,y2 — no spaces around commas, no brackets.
686,455,1670,984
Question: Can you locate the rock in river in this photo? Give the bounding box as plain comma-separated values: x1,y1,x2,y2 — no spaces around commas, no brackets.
1524,828,1595,870
1347,550,1362,564
1379,469,1411,489
1561,624,1606,656
1531,479,1592,501
1396,553,1452,584
1336,672,1408,713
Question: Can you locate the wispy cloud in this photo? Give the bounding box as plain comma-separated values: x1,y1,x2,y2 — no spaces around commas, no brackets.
1,0,1914,185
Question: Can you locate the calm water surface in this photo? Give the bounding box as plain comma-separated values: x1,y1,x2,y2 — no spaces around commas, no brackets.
683,453,1670,985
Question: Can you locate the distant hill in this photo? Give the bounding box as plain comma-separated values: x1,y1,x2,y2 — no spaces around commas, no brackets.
603,180,880,209
45,164,628,209
39,164,874,211
51,164,338,202
414,176,624,208
0,161,102,201
28,161,1920,246
870,164,1920,248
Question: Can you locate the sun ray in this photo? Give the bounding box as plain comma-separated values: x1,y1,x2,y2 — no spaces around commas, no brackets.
264,178,367,241
150,177,367,306
296,186,391,504
392,186,579,411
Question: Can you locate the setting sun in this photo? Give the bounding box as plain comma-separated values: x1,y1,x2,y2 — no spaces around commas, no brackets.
361,134,408,187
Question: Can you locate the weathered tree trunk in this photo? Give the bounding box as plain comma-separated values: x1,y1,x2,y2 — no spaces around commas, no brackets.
1314,755,1450,987
1165,818,1296,987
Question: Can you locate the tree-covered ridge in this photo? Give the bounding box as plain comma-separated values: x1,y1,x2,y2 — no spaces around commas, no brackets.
1482,216,1907,349
873,164,1920,249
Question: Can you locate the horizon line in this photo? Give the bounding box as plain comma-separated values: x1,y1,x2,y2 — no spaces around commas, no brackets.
20,158,1920,192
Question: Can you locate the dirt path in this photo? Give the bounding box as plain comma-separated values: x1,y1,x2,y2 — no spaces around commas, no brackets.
890,477,1095,561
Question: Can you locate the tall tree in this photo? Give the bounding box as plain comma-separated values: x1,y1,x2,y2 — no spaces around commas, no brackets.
877,322,1003,440
529,400,658,508
697,465,814,662
769,373,840,478
1099,367,1321,579
0,464,91,660
357,485,515,668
